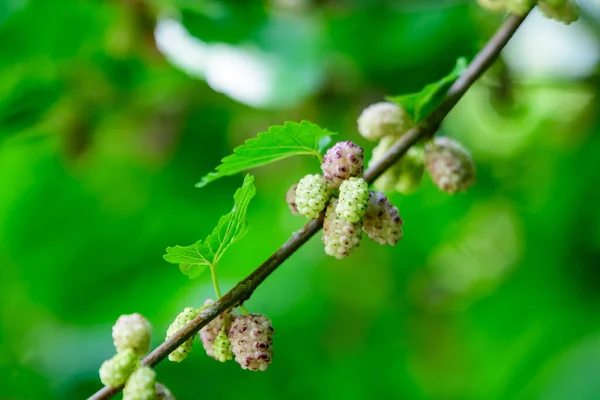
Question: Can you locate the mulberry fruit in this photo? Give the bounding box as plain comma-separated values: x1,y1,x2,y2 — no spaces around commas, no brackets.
538,0,578,24
322,200,362,259
285,183,299,215
123,366,156,400
336,177,369,223
295,174,332,219
99,348,140,388
321,141,364,189
362,191,403,246
166,307,199,362
199,300,235,362
357,102,413,141
424,137,476,195
112,313,151,357
229,314,274,372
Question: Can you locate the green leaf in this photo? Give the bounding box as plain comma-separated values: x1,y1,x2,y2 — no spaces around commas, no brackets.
196,121,335,188
387,57,468,123
163,174,256,278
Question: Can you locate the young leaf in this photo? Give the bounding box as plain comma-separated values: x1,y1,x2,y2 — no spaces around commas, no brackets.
387,57,468,123
164,174,256,278
196,121,335,188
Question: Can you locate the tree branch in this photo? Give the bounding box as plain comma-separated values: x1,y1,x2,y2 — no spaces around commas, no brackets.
88,12,528,400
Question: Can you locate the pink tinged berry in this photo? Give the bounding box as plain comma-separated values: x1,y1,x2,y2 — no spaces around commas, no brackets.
123,366,156,400
336,177,369,223
199,299,235,362
229,314,274,372
424,137,476,195
285,183,299,215
99,348,140,388
321,141,364,189
112,313,152,357
362,191,403,246
295,174,332,219
357,102,413,141
322,200,362,259
166,307,199,362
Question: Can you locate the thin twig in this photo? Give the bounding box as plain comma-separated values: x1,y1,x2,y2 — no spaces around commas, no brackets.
88,12,528,400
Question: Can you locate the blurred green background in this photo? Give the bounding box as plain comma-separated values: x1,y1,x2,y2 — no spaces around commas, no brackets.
1,0,600,399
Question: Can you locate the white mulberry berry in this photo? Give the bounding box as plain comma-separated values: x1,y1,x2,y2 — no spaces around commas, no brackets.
229,314,274,372
112,313,151,357
285,183,299,215
123,366,156,400
166,307,199,362
199,300,235,362
322,200,362,259
336,177,369,223
538,0,578,24
155,383,176,400
424,137,476,195
99,348,140,388
357,102,413,141
362,191,403,246
295,174,332,219
321,141,364,189
395,146,425,194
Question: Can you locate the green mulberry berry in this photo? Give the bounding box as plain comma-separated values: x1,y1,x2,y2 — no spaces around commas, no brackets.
123,366,156,400
357,102,413,141
363,191,403,246
322,200,362,259
112,313,151,357
155,383,175,400
538,0,578,24
166,307,199,362
321,141,364,189
295,174,332,219
285,183,299,215
213,330,233,362
199,299,235,362
336,177,369,223
424,137,476,195
395,146,425,194
229,314,274,372
99,348,140,388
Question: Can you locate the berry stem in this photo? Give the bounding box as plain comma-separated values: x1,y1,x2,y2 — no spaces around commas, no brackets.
239,304,249,315
209,264,222,299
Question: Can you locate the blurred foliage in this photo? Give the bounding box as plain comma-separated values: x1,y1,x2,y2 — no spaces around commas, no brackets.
1,0,599,399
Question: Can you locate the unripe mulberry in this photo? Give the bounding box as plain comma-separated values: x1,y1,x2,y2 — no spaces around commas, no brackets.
199,300,235,362
285,183,299,215
336,177,369,223
538,0,578,24
295,174,332,219
123,366,156,400
99,348,140,388
357,102,413,141
370,136,398,192
213,330,233,362
112,313,151,356
395,146,425,194
321,141,364,189
322,200,362,259
229,314,274,372
155,383,176,400
424,137,476,195
362,191,403,246
166,307,199,362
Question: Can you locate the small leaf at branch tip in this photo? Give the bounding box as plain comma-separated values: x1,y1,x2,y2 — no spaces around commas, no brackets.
386,57,468,123
196,121,336,188
164,174,256,278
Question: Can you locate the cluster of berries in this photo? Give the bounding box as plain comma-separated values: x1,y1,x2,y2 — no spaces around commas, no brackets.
166,300,275,372
99,313,174,400
358,101,476,196
477,0,578,24
287,139,403,259
286,101,477,259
